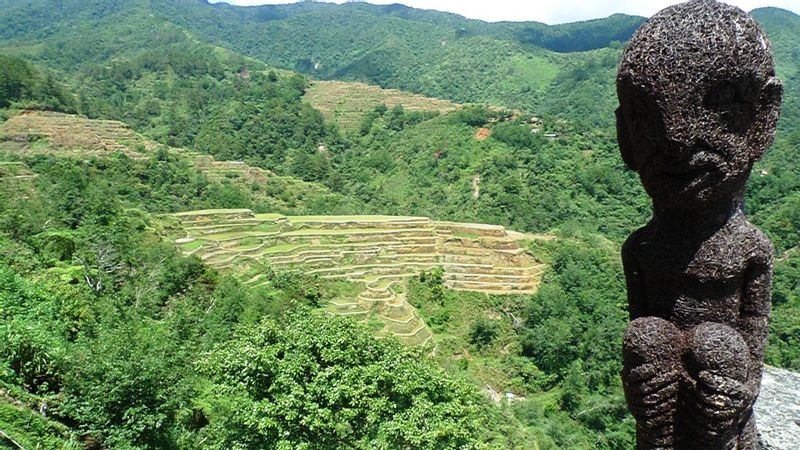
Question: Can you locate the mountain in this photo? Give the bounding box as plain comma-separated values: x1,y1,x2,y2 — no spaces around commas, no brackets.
0,0,641,128
752,8,800,135
3,1,796,133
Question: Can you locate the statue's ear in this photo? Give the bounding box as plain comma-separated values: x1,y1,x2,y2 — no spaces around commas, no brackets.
616,106,638,171
752,76,783,159
761,76,783,120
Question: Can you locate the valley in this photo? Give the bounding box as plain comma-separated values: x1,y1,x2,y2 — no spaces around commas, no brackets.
0,1,798,449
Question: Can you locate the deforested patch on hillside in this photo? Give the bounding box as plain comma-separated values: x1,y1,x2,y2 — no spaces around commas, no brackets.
305,80,460,129
171,209,549,346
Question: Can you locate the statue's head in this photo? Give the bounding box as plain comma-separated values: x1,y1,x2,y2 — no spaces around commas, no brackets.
616,0,782,209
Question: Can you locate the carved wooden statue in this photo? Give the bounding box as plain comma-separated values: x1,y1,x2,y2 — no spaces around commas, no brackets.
615,1,782,449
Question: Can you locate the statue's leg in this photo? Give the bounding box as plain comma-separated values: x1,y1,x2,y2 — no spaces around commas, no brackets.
622,317,684,450
736,414,758,450
681,322,752,450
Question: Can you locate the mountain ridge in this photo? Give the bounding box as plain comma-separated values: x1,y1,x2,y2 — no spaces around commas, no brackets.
2,1,797,130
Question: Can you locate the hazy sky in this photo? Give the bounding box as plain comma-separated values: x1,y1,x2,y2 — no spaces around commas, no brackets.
208,0,800,24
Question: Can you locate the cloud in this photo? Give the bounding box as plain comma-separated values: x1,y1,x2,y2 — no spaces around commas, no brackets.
209,0,800,24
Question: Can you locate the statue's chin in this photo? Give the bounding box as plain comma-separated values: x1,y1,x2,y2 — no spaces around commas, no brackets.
642,173,746,211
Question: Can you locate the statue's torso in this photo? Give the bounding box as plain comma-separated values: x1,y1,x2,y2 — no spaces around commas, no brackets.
629,214,769,329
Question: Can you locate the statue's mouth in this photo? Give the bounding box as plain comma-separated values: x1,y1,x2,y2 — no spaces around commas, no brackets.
656,165,705,180
650,146,727,186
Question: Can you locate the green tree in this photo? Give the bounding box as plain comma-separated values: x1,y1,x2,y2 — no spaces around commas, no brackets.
468,316,499,350
199,312,487,449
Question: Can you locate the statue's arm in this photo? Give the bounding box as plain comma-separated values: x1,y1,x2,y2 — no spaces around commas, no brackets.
685,250,773,440
692,239,773,411
738,243,773,393
622,233,647,320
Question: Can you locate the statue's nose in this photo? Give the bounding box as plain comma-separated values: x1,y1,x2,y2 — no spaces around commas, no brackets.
662,106,706,150
658,121,717,162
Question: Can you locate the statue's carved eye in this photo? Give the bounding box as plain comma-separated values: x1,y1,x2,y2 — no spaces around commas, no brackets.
617,80,667,148
633,97,655,115
628,93,666,139
702,75,761,133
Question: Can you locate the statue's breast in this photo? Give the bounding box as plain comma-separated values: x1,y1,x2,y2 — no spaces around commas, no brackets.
636,228,749,327
686,231,749,281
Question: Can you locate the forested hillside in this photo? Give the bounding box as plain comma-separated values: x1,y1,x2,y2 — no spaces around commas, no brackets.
0,0,640,128
0,0,798,448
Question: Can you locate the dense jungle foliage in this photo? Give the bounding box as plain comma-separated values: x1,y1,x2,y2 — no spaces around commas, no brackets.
0,54,75,112
0,0,798,448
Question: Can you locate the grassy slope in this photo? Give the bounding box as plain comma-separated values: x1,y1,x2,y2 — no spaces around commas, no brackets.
0,0,795,360
0,2,796,133
336,111,649,239
0,0,631,127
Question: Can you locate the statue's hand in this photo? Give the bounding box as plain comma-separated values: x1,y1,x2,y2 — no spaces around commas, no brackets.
625,363,682,397
693,370,753,419
623,363,681,420
680,322,754,446
621,317,684,434
681,370,754,446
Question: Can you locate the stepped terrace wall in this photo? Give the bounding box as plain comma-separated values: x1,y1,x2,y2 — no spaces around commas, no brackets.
0,111,341,211
171,209,548,345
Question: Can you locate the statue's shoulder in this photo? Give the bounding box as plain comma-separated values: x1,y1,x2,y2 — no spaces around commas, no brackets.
728,215,774,262
622,221,655,260
622,223,652,267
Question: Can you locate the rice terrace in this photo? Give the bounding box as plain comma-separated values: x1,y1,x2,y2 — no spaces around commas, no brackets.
0,110,155,159
171,209,548,346
0,110,343,210
305,79,461,129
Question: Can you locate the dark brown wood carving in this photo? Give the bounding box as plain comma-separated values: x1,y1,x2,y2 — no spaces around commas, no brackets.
615,1,783,448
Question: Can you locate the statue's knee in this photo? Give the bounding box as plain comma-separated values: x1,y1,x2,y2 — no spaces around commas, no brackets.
686,322,749,381
623,317,683,367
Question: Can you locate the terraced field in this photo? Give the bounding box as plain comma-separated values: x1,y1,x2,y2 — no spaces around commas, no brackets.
172,209,547,346
0,161,35,179
0,111,279,182
0,111,339,210
0,110,153,159
305,80,461,129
